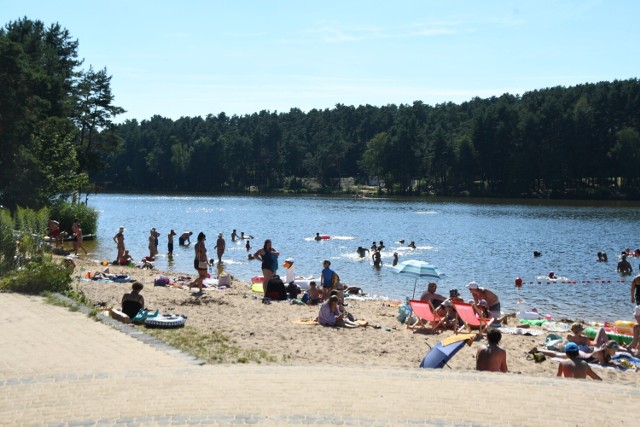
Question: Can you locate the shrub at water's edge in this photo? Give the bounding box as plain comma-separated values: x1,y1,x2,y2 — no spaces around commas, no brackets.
50,202,98,235
0,206,74,294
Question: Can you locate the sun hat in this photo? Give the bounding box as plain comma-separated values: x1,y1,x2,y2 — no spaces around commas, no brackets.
634,305,640,317
466,281,479,290
564,342,579,353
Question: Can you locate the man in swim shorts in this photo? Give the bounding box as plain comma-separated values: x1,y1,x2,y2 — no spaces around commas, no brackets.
320,260,336,300
466,281,501,319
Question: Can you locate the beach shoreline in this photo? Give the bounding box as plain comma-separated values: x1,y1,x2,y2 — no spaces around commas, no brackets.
65,255,639,385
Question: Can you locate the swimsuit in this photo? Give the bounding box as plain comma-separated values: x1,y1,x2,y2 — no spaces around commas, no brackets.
261,250,275,272
122,295,143,319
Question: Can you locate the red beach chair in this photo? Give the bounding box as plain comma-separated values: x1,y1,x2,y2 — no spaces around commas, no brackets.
408,300,445,333
453,301,494,334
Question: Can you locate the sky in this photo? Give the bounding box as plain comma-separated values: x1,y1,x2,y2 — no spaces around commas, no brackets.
2,0,639,122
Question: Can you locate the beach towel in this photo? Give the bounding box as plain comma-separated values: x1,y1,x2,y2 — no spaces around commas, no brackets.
496,327,543,336
542,321,570,332
294,318,319,325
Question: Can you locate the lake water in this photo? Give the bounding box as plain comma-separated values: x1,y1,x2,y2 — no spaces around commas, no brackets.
79,194,640,322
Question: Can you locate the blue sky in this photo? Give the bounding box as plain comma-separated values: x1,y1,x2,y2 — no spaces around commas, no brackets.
2,0,638,122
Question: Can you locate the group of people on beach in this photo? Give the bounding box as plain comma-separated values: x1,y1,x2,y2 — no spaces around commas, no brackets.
47,219,88,256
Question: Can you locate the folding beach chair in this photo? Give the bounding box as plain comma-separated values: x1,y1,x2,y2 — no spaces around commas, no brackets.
453,301,494,334
408,300,445,333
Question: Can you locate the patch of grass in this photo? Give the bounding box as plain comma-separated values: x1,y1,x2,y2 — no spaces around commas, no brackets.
145,326,275,364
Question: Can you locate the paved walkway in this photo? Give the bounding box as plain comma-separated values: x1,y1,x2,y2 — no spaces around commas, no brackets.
1,293,637,426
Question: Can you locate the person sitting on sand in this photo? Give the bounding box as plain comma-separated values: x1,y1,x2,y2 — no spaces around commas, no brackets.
119,249,133,266
617,254,633,275
419,282,446,308
307,281,321,305
566,323,591,352
476,329,508,373
475,299,509,325
317,295,360,328
556,342,602,380
121,282,145,319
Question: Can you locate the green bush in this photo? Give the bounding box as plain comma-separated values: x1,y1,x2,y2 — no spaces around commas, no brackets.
0,261,73,294
50,202,98,235
0,209,15,274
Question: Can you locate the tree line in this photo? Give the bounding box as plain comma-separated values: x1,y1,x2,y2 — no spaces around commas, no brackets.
2,18,640,206
100,79,640,199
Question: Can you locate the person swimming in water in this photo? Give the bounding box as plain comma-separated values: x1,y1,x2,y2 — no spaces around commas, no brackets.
392,252,399,266
315,232,322,241
408,241,416,249
356,246,369,258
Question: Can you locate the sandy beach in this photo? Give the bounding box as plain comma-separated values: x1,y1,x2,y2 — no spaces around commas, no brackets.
67,256,639,385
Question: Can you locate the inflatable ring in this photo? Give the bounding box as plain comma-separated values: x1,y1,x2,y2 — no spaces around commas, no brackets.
144,314,186,328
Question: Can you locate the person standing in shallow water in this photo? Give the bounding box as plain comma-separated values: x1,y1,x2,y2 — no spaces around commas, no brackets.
113,226,125,261
215,232,226,264
167,229,176,256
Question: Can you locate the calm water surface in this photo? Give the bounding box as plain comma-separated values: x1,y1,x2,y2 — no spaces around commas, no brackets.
79,194,640,322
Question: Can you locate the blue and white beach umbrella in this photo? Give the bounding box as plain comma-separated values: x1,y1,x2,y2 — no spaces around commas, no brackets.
392,259,445,299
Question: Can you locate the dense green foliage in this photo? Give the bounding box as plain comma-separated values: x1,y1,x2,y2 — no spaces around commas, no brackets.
95,79,640,198
0,206,72,294
0,18,123,209
50,201,98,235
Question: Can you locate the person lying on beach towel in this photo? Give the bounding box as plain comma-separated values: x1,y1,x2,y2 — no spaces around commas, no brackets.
533,339,620,367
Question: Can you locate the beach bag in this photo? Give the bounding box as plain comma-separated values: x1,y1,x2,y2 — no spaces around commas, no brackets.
218,274,232,287
265,275,287,300
397,303,412,324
